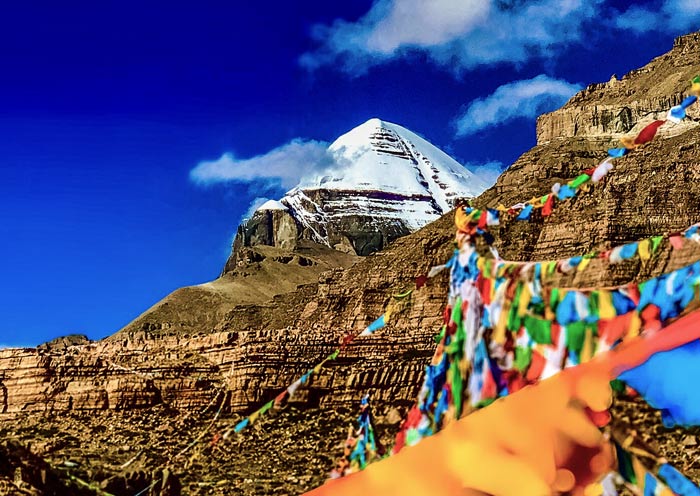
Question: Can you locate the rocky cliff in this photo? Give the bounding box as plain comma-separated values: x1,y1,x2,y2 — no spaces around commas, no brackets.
3,32,700,496
537,32,700,143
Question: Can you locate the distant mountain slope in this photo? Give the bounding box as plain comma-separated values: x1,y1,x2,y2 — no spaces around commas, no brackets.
118,241,357,335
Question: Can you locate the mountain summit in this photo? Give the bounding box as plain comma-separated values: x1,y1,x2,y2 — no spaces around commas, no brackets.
298,118,488,210
228,118,491,265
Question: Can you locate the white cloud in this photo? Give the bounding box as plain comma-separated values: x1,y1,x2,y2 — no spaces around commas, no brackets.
454,75,582,137
364,0,491,52
468,161,506,186
190,139,334,190
615,5,658,32
300,0,605,74
616,0,700,32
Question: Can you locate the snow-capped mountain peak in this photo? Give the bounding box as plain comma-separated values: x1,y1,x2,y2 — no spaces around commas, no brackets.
298,118,489,213
242,118,495,256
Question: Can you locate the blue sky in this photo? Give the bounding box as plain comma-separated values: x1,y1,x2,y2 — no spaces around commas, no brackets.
1,1,698,347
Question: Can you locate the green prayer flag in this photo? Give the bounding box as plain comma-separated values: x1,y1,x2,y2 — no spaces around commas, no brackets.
615,442,637,484
506,282,523,332
693,75,700,84
393,289,413,299
588,291,600,320
550,288,560,311
434,325,446,344
524,315,552,344
451,297,463,326
514,346,533,372
547,261,557,276
259,400,274,414
565,321,587,352
406,428,421,446
638,281,647,297
475,397,496,409
610,379,626,393
569,173,591,189
651,236,663,253
450,359,464,418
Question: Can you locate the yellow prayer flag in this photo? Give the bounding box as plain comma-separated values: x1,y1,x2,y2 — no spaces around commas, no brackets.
577,257,592,272
248,410,261,425
494,301,510,344
580,327,594,363
631,457,648,491
638,238,651,261
455,207,475,232
626,312,642,339
517,283,531,317
598,290,616,319
620,136,637,150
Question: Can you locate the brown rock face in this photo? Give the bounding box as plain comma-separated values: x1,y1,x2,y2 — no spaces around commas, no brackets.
537,32,700,143
0,217,451,415
225,187,419,268
226,209,299,272
278,187,416,257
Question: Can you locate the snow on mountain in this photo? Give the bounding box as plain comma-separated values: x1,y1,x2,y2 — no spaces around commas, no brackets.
297,118,489,211
257,199,288,211
248,118,494,255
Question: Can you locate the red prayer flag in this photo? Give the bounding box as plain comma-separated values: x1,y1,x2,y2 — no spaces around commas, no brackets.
443,305,451,323
482,366,498,399
598,313,633,345
506,372,527,394
525,351,546,382
551,323,562,348
477,211,488,229
542,194,554,217
627,285,641,305
670,235,684,250
634,120,665,145
476,274,492,305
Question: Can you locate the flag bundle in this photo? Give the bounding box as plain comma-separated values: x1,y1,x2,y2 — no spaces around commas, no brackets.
329,395,385,479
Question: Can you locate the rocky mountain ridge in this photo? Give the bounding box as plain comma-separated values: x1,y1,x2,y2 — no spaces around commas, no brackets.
537,32,700,143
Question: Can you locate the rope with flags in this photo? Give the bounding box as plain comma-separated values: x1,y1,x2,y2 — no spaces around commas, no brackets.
310,75,700,493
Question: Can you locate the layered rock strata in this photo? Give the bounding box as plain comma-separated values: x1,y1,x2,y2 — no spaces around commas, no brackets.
537,32,700,143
